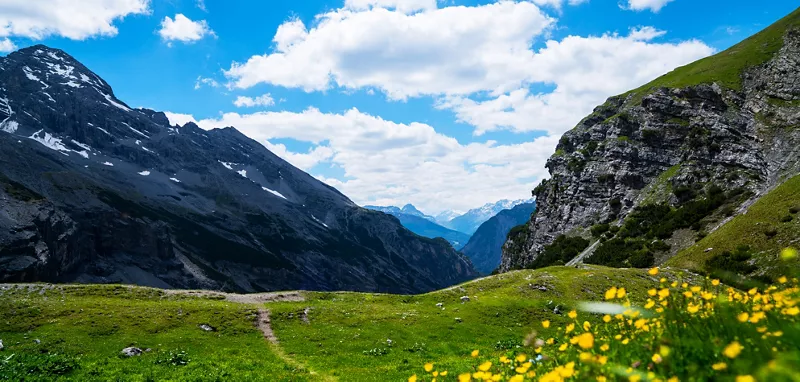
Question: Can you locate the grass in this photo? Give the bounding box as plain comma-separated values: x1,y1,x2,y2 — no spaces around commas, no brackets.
622,8,800,104
261,266,661,381
670,175,800,279
639,164,682,205
410,269,800,382
0,285,310,381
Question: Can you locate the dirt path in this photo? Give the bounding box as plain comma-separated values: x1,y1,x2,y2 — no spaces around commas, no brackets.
162,289,305,304
257,308,279,344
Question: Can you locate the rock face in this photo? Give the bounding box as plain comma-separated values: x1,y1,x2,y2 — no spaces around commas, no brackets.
501,13,800,271
461,202,535,274
0,45,478,293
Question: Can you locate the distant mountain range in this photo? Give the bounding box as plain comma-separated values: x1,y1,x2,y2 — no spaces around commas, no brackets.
439,199,534,235
364,205,469,248
461,202,536,274
364,199,534,248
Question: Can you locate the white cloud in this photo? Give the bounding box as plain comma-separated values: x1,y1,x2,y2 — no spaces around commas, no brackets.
0,0,149,40
628,26,667,41
166,108,556,213
439,29,712,135
233,93,275,108
344,0,437,13
197,0,207,12
624,0,674,12
194,76,220,89
0,38,16,52
158,14,214,43
225,1,555,98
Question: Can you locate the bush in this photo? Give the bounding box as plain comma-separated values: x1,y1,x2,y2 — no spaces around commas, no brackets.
706,246,757,275
527,235,590,269
590,224,610,237
780,215,794,223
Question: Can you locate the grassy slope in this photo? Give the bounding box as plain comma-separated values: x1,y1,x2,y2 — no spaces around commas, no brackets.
0,285,309,381
669,175,800,277
0,266,668,381
268,266,666,381
623,7,800,103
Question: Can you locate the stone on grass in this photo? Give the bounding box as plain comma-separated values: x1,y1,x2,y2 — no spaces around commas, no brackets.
121,347,143,357
199,324,216,332
460,296,470,303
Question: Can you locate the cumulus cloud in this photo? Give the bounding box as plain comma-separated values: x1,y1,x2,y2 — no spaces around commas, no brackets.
166,108,556,212
0,38,16,53
624,0,675,12
0,0,149,40
439,29,713,135
158,14,214,44
225,1,556,98
233,93,275,108
344,0,437,13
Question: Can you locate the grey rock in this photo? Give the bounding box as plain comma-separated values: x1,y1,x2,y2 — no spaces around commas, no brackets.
198,324,215,332
460,296,470,303
501,26,800,271
121,347,143,357
33,339,40,344
0,45,479,294
704,248,714,253
435,303,443,307
0,339,4,351
454,317,462,323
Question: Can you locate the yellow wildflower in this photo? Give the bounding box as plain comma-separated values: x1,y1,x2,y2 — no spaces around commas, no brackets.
600,344,610,352
617,287,627,298
546,338,555,345
597,377,608,382
786,306,799,316
668,378,679,382
441,371,448,376
712,362,727,370
603,314,612,322
660,346,671,357
559,343,568,351
778,276,788,284
516,354,527,363
580,352,593,362
509,375,524,382
645,300,656,309
648,289,658,296
566,323,575,333
577,332,595,349
684,291,693,298
542,320,551,328
478,362,492,372
658,288,670,299
652,354,663,364
687,303,700,313
583,321,591,331
409,375,418,382
471,350,479,358
712,279,720,286
459,373,471,382
702,292,714,300
425,363,434,372
605,286,618,300
723,341,744,359
691,286,701,292
499,356,509,364
433,371,439,377
737,312,749,322
649,267,659,275
568,310,578,319
781,247,798,260
736,376,755,382
630,375,642,382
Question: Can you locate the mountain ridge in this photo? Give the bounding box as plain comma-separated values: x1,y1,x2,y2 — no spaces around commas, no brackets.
500,8,800,280
0,44,478,293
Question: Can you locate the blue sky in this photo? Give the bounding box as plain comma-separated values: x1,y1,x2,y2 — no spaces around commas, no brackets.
0,0,797,213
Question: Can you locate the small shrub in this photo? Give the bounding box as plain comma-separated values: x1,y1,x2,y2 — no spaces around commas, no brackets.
780,215,794,223
765,227,779,238
363,348,390,357
706,246,757,275
494,338,521,350
590,223,610,237
404,343,427,353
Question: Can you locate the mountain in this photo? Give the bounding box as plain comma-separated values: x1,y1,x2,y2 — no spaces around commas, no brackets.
363,203,436,222
500,8,800,281
0,45,478,294
446,199,534,234
364,205,470,248
461,202,536,274
433,209,462,225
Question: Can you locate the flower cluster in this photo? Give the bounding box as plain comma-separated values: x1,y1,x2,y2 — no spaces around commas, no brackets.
410,266,799,381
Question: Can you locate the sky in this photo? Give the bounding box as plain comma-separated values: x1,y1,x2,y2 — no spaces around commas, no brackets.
0,0,797,214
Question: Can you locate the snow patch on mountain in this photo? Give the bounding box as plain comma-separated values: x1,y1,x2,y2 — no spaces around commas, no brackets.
262,186,287,200
138,170,150,176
